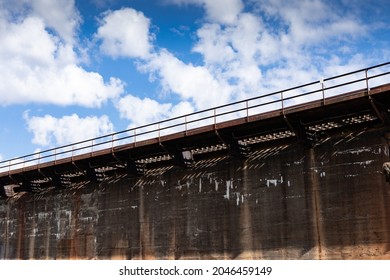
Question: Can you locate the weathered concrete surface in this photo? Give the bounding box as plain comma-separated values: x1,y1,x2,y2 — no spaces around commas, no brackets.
1,128,390,259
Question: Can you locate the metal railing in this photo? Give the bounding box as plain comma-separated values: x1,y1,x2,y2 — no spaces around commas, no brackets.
1,62,390,173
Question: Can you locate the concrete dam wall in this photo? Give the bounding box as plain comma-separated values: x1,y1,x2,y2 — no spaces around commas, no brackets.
1,127,390,260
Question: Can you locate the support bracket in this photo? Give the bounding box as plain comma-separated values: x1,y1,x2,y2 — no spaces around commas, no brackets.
216,131,250,158
283,115,316,147
127,158,146,176
368,96,389,124
160,143,194,168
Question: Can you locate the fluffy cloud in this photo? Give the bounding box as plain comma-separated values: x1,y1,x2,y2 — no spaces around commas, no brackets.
191,0,371,97
29,0,81,44
257,0,363,48
94,5,236,112
24,113,114,147
167,0,244,24
0,2,124,107
140,50,232,110
96,8,152,58
117,95,172,126
110,0,374,125
0,0,80,44
193,13,265,98
116,94,194,127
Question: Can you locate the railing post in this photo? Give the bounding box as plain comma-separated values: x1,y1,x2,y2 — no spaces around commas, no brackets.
184,116,187,135
134,128,137,147
365,69,370,95
281,91,284,114
246,100,249,120
213,108,216,128
111,134,114,151
320,78,325,105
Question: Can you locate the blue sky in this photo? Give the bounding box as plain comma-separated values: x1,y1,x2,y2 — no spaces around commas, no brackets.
0,0,390,163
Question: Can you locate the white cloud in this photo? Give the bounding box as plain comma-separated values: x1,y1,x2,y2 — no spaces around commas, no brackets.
117,95,172,126
96,8,152,58
116,94,194,127
91,1,373,122
167,0,244,24
24,113,115,147
193,13,265,98
94,6,234,111
140,49,232,110
96,1,383,127
90,0,119,9
115,95,198,141
0,3,124,107
30,0,81,44
0,0,80,44
92,5,236,114
257,0,364,48
190,0,373,99
128,0,374,120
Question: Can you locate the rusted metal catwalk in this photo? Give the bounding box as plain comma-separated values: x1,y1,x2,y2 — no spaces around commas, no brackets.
1,62,390,195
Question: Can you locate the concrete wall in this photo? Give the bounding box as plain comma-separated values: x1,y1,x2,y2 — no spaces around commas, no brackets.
1,128,390,259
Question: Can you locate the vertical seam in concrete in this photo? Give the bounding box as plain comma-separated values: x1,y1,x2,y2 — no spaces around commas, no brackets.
4,203,9,259
308,148,323,260
313,188,322,259
139,186,145,259
381,134,390,253
28,200,36,259
17,206,24,259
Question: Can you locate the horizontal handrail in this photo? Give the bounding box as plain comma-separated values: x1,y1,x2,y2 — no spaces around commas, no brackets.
1,61,390,173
